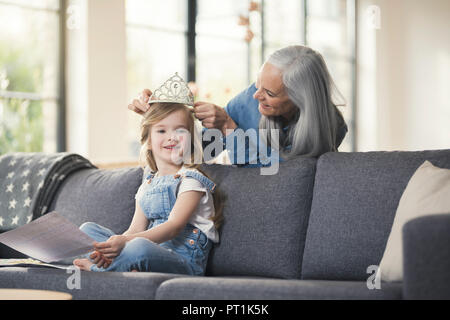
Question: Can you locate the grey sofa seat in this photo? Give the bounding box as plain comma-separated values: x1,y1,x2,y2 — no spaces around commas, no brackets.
155,276,402,300
0,267,182,300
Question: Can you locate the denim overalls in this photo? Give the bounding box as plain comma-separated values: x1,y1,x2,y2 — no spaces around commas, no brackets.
79,169,215,275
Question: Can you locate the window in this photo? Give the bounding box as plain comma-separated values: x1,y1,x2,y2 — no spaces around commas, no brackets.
0,0,63,154
125,0,356,157
263,0,305,59
305,0,356,151
125,0,187,156
196,0,250,106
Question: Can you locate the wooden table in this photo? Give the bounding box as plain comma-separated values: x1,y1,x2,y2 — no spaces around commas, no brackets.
0,289,72,300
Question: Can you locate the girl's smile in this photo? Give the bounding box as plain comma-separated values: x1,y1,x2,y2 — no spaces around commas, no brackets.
163,144,179,150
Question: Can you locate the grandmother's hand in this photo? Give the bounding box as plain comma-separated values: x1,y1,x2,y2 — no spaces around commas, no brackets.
193,101,237,135
128,89,152,115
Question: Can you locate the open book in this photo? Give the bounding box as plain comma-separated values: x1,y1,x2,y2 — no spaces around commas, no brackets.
0,211,95,268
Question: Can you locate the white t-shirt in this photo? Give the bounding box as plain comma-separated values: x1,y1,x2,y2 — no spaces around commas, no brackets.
175,167,219,243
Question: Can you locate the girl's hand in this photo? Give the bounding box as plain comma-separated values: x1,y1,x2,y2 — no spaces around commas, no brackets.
90,251,112,269
94,235,127,259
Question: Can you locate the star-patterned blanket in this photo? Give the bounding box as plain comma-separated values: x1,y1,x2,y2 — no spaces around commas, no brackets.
0,152,96,232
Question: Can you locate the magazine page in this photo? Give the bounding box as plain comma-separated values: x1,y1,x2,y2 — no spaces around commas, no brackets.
0,212,95,263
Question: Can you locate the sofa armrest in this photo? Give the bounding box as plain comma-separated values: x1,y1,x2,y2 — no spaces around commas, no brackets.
402,213,450,300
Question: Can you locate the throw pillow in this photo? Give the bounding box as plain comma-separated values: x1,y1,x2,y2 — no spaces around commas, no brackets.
378,160,450,282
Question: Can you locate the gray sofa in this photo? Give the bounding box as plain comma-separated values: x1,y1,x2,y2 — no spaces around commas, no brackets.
0,150,449,300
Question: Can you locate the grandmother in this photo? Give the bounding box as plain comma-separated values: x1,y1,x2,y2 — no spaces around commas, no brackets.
129,45,348,167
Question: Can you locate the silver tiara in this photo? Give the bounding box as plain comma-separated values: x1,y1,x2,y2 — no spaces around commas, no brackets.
149,73,194,106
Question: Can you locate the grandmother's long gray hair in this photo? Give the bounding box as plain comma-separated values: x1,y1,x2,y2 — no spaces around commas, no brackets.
259,45,345,158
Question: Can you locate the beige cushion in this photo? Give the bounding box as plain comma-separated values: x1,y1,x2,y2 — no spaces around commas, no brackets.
379,160,450,282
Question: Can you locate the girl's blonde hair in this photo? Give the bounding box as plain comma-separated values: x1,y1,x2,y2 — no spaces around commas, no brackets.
139,102,224,230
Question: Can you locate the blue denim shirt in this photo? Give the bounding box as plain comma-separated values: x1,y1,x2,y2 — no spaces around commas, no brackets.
224,84,262,135
223,84,279,167
203,83,348,167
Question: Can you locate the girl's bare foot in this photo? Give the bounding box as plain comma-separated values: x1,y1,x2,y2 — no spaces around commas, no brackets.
73,258,94,271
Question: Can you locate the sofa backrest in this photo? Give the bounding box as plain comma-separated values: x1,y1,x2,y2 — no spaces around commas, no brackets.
201,156,317,279
301,149,450,281
48,159,316,279
49,167,143,235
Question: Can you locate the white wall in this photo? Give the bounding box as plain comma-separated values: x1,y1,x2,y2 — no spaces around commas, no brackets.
65,0,129,163
66,0,87,157
357,0,450,151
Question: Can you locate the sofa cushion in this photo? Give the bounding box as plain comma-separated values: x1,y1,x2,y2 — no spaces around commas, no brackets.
48,167,143,234
301,150,450,281
379,161,450,282
200,156,316,279
0,267,181,300
155,277,402,300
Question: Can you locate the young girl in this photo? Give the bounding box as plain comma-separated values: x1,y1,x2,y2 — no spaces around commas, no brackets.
73,102,222,275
